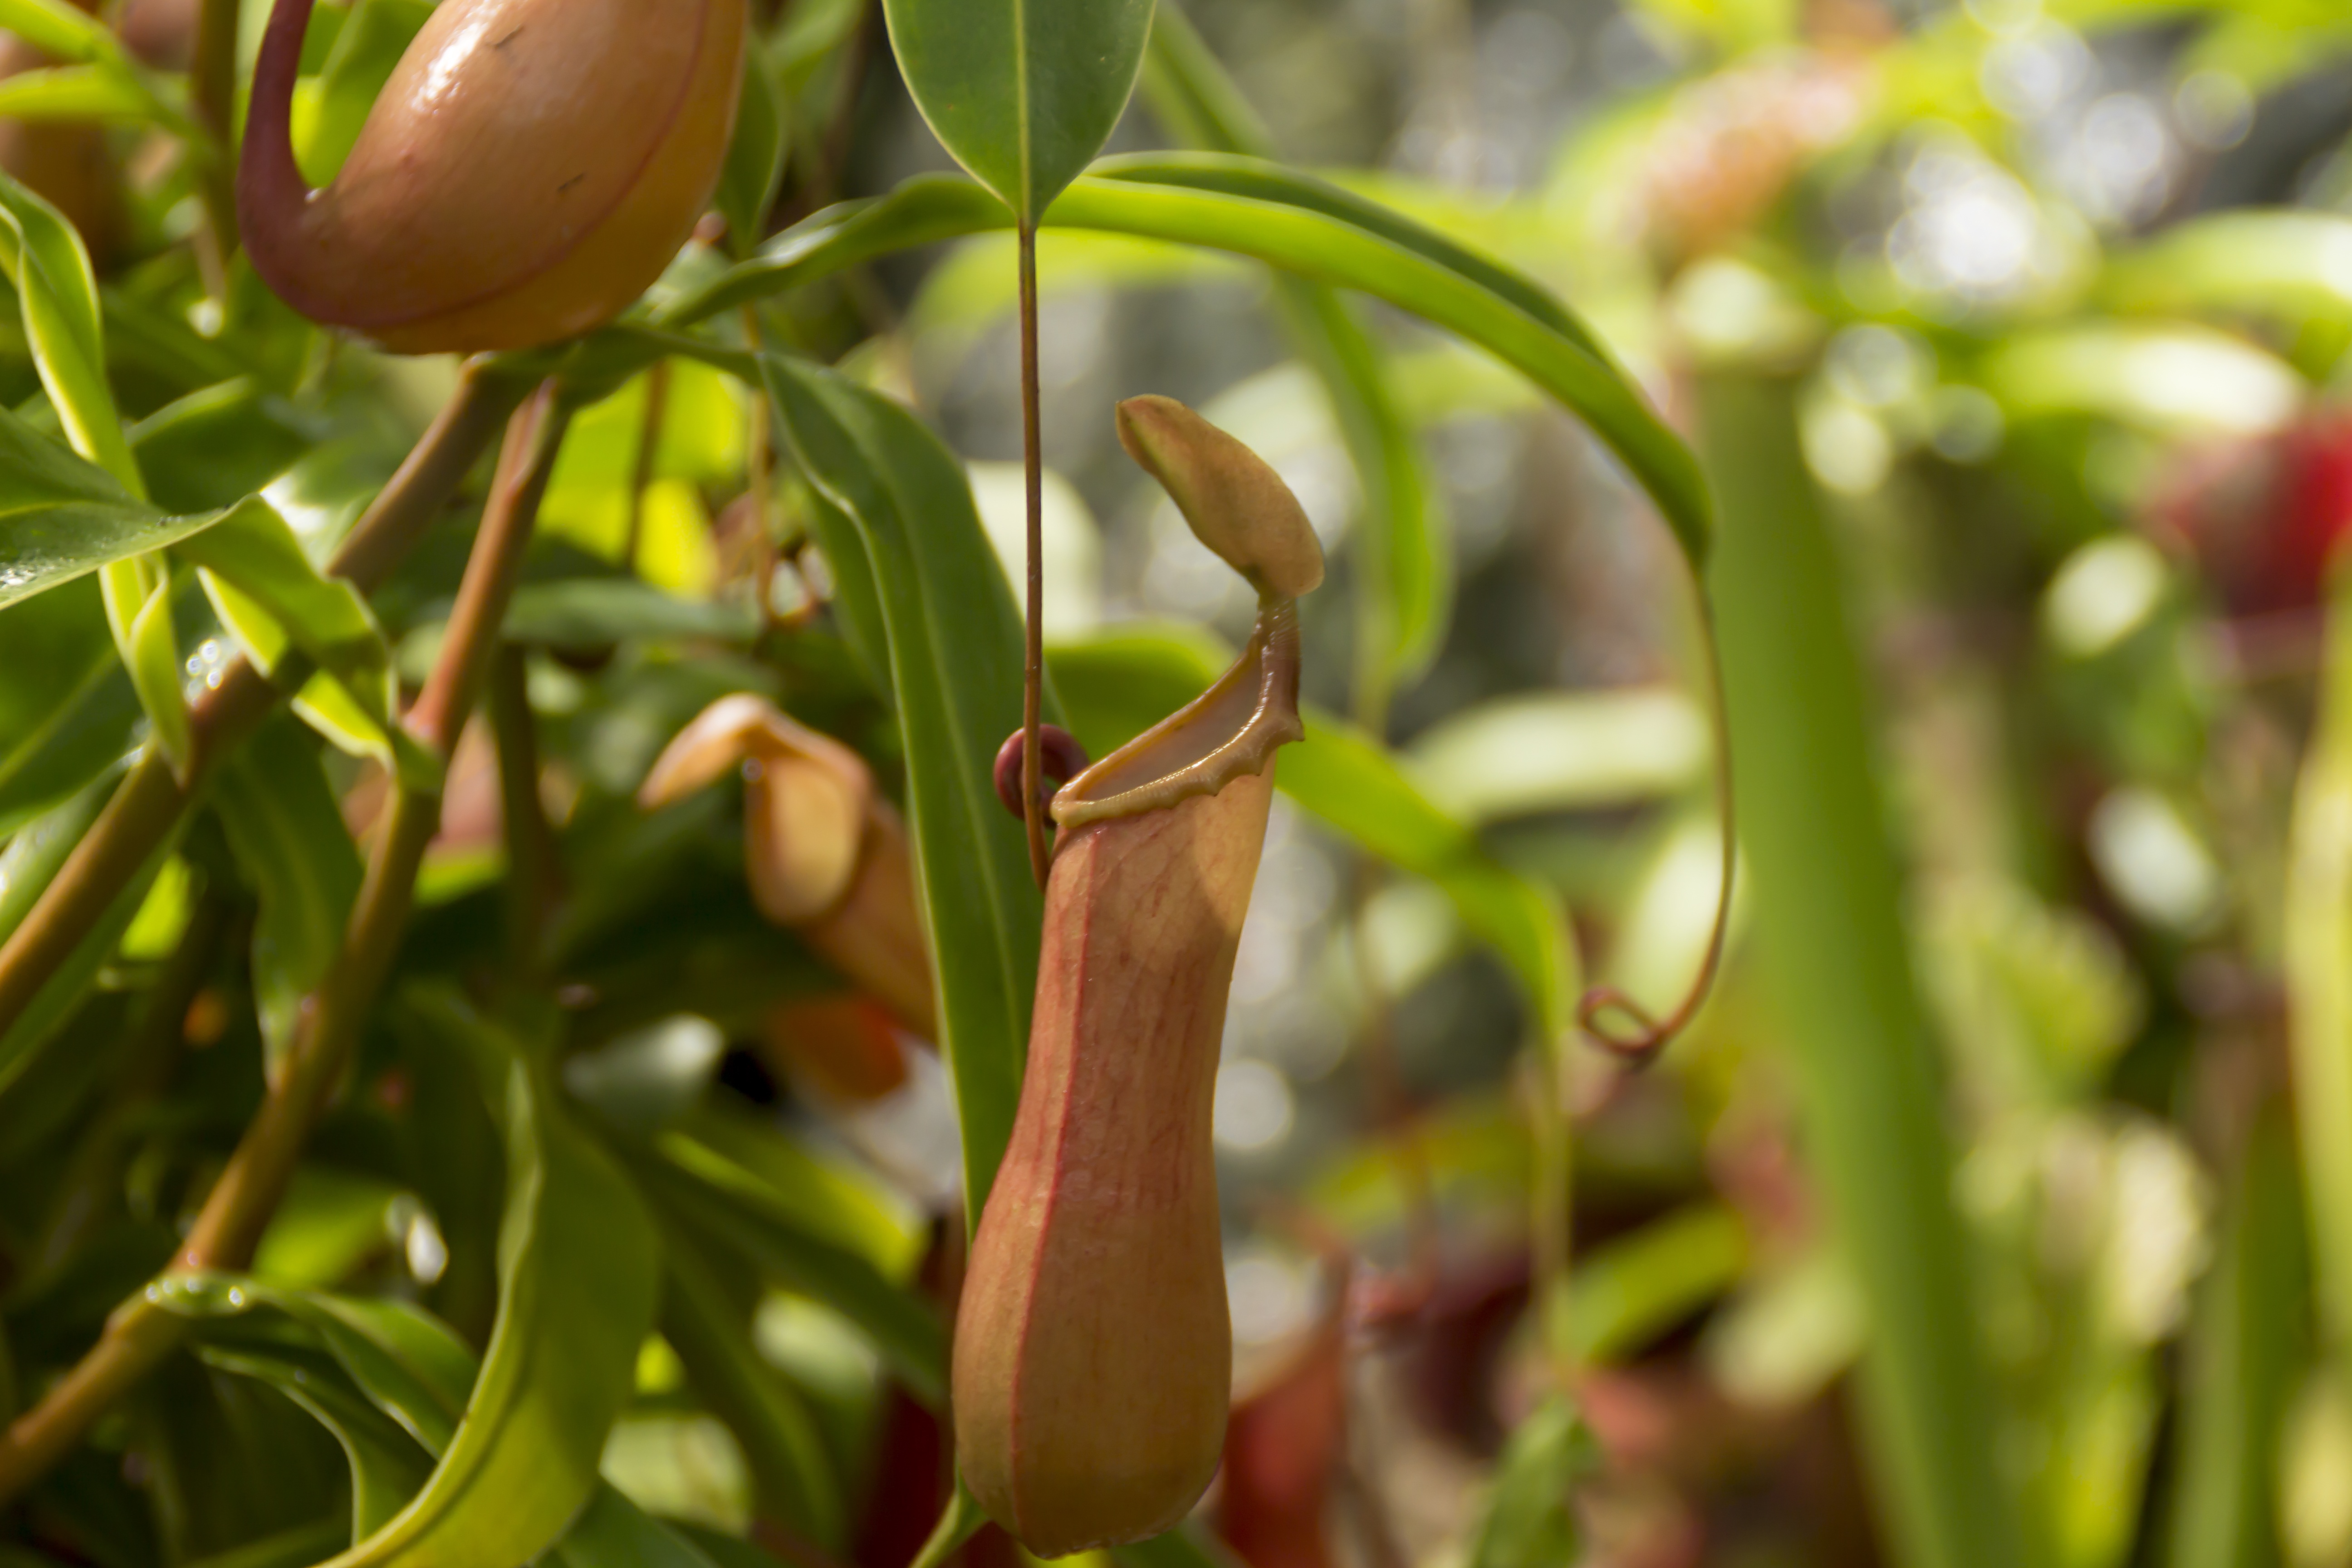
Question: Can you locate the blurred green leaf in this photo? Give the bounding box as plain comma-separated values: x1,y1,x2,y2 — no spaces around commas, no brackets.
1112,1525,1247,1568
1979,323,2303,437
501,578,760,652
1049,627,1577,1035
715,35,788,260
1702,375,2024,1568
0,66,153,121
2167,1116,2302,1568
2105,210,2352,332
0,772,177,1098
761,354,1039,1212
1561,1203,1748,1364
657,1226,843,1547
0,0,118,64
213,717,362,1077
639,1124,948,1409
1466,1396,1595,1568
1142,8,1446,706
881,0,1155,222
1405,688,1710,824
0,577,137,835
2290,579,2352,1424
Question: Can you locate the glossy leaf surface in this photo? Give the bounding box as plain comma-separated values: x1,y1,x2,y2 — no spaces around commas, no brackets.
761,354,1040,1209
882,0,1155,222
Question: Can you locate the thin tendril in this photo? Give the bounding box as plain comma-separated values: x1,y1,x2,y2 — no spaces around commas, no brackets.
1579,608,1735,1066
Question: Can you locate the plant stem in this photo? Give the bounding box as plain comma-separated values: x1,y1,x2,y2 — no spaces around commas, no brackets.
490,646,557,975
1017,223,1049,890
0,362,525,1049
622,359,672,573
187,0,243,294
0,382,566,1511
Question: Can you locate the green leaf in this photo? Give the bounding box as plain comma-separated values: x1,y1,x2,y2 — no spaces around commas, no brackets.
0,65,154,122
176,497,420,784
212,716,363,1076
130,380,320,515
190,1339,436,1542
1466,1396,1595,1568
1404,688,1711,823
658,1225,844,1547
715,34,789,260
0,0,117,69
305,985,661,1568
2104,209,2352,331
640,1126,949,1408
117,565,188,768
1559,1204,1748,1365
881,0,1156,222
501,578,761,652
2165,1114,2302,1568
0,405,216,609
2291,575,2352,1416
543,1486,738,1568
1977,323,2302,437
660,162,1710,565
157,1282,734,1568
1048,626,1577,1036
0,762,118,952
1700,375,2023,1568
760,354,1040,1212
0,170,139,497
0,576,138,834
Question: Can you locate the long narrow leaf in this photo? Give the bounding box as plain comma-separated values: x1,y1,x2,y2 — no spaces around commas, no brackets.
658,166,1709,564
760,355,1040,1212
1699,374,2021,1568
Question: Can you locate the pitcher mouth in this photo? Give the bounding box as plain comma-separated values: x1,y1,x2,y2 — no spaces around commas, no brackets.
1050,594,1303,833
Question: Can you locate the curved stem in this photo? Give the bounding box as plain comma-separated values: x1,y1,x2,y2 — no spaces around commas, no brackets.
1017,223,1048,889
235,0,323,313
0,383,569,1510
1577,603,1735,1064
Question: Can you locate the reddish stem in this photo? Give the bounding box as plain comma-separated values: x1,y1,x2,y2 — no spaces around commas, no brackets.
236,0,326,317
